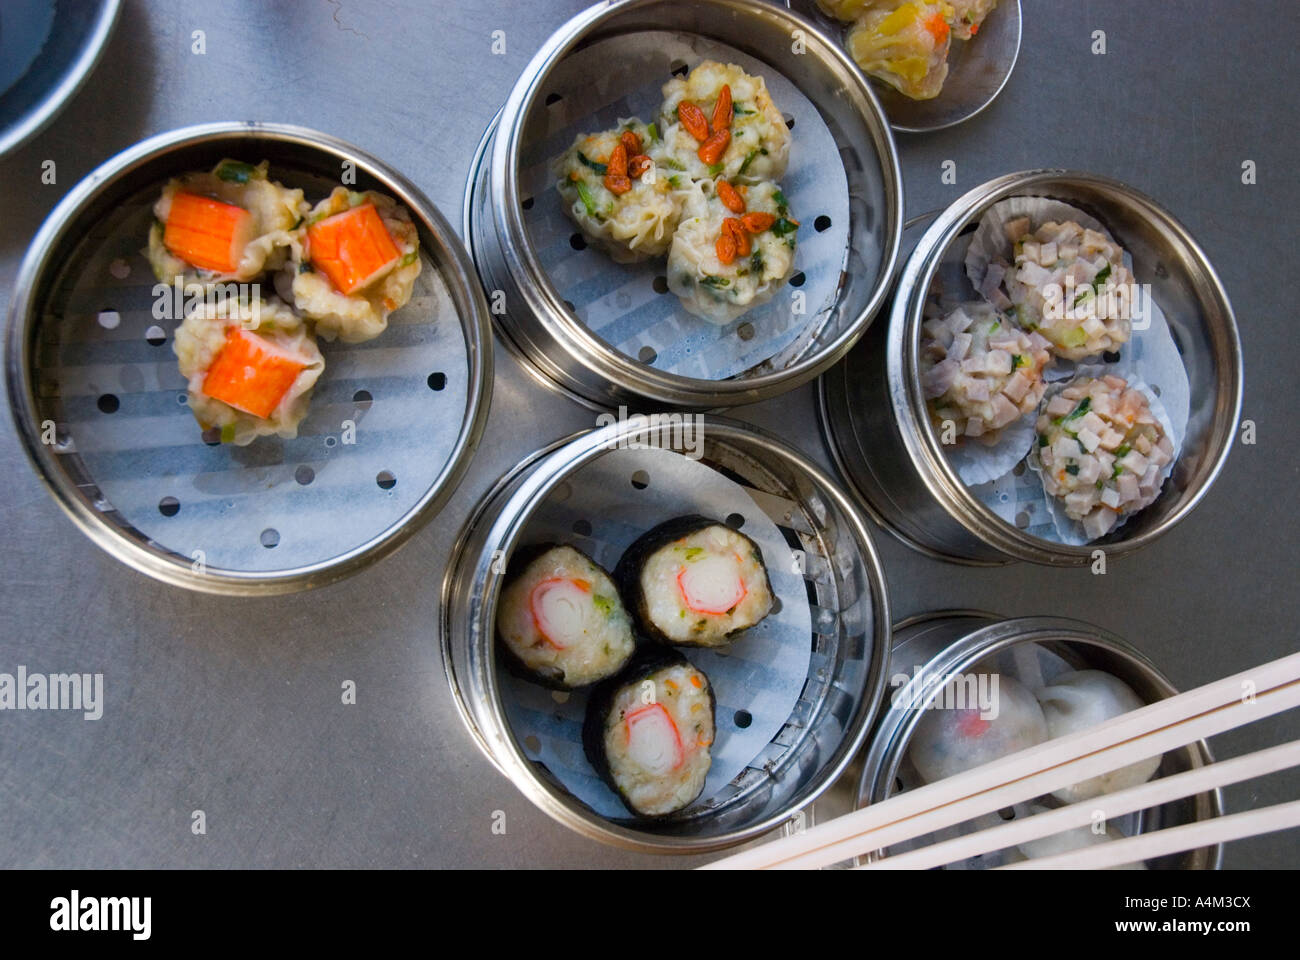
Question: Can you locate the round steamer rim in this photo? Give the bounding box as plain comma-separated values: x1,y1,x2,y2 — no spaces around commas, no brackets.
857,613,1225,869
888,169,1244,565
489,0,904,408
451,414,892,854
5,121,494,595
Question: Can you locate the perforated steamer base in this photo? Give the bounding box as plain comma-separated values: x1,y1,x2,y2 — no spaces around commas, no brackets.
11,129,487,592
442,416,889,850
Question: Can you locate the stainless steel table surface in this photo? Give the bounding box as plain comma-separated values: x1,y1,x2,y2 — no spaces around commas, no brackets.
1,0,1296,870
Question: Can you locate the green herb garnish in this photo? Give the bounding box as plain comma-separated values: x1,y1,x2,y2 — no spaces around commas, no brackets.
771,218,798,238
659,157,686,171
1011,354,1028,369
574,180,597,216
214,160,255,184
737,149,760,177
647,122,659,142
1065,463,1080,476
1115,443,1131,458
707,161,725,177
1054,396,1092,425
701,275,730,288
749,250,765,275
577,151,607,175
400,251,418,267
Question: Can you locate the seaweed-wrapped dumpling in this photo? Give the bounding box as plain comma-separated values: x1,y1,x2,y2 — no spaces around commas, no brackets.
147,159,306,285
173,297,324,446
1032,375,1174,540
994,218,1133,360
666,179,798,324
288,187,421,343
921,301,1053,444
554,119,689,262
845,2,956,101
658,61,791,184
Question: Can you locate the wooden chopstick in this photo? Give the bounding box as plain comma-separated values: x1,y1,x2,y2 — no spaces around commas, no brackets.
860,739,1300,870
703,652,1300,870
1002,799,1300,870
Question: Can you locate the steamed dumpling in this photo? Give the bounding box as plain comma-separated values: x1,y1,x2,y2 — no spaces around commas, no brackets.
667,179,798,325
908,673,1047,784
553,119,689,262
995,217,1133,360
921,301,1054,445
147,159,306,285
1017,804,1146,868
1033,375,1175,541
1037,670,1162,803
658,61,791,184
948,0,999,39
173,297,324,446
288,187,421,343
846,2,956,101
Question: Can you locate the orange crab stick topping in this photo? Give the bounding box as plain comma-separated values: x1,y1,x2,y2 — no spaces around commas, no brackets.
201,327,307,419
677,554,748,615
624,703,685,772
528,577,593,650
306,203,401,295
163,192,255,274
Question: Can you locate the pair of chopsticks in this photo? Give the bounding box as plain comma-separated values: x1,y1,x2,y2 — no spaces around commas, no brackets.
703,651,1300,870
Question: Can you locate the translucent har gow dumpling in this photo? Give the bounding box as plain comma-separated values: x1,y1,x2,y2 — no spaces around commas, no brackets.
1037,669,1162,803
908,673,1048,784
1017,804,1146,869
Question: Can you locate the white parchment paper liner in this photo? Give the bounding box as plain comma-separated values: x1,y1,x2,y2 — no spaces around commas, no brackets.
499,446,812,820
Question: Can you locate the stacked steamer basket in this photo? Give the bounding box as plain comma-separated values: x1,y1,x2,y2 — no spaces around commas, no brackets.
442,416,891,852
819,170,1242,565
5,122,492,594
464,0,903,409
853,613,1223,869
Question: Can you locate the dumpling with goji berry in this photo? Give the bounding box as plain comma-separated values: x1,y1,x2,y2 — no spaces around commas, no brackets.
667,178,799,325
553,119,689,263
287,187,422,343
657,61,791,185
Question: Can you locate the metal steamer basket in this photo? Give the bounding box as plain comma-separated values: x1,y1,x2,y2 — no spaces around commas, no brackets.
6,122,493,594
851,612,1223,869
464,0,903,410
819,170,1242,565
441,415,891,852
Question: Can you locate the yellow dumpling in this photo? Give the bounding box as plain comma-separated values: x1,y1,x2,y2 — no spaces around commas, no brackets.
846,2,956,101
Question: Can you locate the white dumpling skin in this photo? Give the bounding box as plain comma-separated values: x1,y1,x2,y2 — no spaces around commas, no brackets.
1037,669,1162,803
908,673,1048,784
